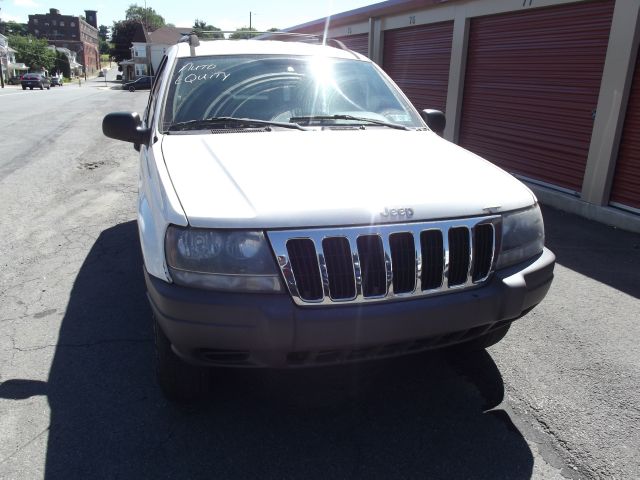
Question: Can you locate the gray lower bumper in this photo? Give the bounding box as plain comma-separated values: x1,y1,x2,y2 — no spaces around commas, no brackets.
146,248,555,368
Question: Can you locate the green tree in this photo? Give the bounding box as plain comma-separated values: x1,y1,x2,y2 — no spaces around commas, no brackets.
99,39,112,55
229,27,258,39
193,19,223,39
54,50,71,77
125,4,165,32
98,24,110,41
9,35,56,72
110,19,142,62
0,21,28,36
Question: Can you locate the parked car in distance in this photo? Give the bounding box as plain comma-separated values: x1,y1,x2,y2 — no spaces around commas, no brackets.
123,75,153,92
21,73,50,90
8,75,21,85
51,77,64,87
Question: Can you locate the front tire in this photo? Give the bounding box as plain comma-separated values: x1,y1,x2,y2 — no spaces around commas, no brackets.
129,86,135,92
22,86,26,90
154,316,208,402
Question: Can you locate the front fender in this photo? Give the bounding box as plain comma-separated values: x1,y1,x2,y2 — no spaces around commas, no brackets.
138,140,187,281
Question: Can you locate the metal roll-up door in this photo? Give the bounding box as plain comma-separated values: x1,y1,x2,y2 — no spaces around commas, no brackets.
459,0,614,193
610,52,640,211
383,21,454,113
333,33,369,57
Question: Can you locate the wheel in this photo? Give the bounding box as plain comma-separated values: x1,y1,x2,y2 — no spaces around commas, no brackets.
22,86,26,90
30,87,33,90
129,86,135,92
46,86,50,90
456,322,512,351
154,316,208,402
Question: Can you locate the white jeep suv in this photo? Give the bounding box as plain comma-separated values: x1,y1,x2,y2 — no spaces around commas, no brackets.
103,35,555,401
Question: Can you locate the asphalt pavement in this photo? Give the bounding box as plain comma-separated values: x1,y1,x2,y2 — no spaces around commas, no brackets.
0,71,638,479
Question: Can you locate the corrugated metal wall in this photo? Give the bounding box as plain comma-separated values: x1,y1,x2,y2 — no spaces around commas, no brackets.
611,50,640,210
382,21,454,113
458,0,614,193
333,33,369,57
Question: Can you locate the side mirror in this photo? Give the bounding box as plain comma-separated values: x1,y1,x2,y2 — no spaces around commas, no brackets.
102,112,150,147
420,109,446,135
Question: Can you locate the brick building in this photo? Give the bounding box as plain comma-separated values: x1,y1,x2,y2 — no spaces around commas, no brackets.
28,8,100,75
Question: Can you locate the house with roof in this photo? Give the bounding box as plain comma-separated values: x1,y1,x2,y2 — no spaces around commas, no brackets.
146,25,190,74
119,24,190,81
117,21,148,81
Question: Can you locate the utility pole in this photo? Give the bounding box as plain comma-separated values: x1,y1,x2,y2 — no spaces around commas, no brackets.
0,50,5,88
249,11,256,39
0,41,6,88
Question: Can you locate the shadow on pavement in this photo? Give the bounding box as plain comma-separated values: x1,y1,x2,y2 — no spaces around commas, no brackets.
0,221,534,479
542,205,640,298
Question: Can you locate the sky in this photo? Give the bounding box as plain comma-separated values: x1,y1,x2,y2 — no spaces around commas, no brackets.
0,0,377,32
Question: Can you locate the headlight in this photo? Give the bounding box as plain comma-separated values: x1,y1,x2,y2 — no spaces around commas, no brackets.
165,226,284,292
496,205,545,269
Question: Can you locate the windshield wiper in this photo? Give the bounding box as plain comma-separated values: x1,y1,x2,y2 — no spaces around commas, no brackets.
168,116,309,132
289,114,410,131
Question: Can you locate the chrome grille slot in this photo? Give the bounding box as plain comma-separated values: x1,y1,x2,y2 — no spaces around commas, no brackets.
420,230,444,290
268,215,499,306
357,235,387,297
389,232,416,294
448,227,470,286
286,239,323,301
322,237,356,300
472,224,494,282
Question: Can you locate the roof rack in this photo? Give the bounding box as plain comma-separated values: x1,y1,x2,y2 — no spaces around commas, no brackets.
178,30,350,53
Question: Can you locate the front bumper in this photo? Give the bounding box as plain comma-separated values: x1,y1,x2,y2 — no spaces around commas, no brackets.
146,248,555,368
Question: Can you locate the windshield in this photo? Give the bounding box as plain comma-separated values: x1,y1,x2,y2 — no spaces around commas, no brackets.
161,55,424,131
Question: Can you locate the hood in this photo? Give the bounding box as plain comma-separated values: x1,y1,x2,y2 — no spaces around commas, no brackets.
161,129,536,229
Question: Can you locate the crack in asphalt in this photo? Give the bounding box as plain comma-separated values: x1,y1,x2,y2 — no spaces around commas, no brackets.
0,425,50,466
502,396,579,480
10,338,151,353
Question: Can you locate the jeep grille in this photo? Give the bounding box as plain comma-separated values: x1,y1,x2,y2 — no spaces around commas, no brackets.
267,217,499,306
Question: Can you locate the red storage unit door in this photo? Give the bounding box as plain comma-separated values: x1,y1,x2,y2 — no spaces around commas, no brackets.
459,0,614,193
383,21,454,113
611,53,640,210
333,33,369,57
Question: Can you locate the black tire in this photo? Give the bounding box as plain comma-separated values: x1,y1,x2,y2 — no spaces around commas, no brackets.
129,86,135,92
46,86,50,90
22,86,26,90
456,322,512,351
30,87,33,90
154,316,208,402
